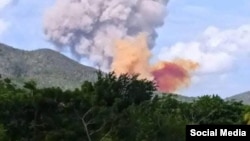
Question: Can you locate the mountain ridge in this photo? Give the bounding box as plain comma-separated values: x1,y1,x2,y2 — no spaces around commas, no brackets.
225,91,250,105
0,43,249,104
0,43,98,90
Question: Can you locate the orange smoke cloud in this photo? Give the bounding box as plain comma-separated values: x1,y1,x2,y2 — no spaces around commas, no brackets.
111,33,199,93
111,33,153,80
151,59,199,93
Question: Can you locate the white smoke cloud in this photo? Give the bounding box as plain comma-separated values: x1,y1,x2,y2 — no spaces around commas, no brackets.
158,24,250,75
43,0,169,71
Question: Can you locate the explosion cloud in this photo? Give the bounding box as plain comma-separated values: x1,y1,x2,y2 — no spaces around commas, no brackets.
151,59,199,93
112,33,199,93
43,0,199,93
44,0,169,71
111,33,153,80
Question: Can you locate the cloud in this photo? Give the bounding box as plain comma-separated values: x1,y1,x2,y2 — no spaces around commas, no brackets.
0,20,9,34
43,0,169,71
158,24,250,76
0,0,14,37
0,0,11,10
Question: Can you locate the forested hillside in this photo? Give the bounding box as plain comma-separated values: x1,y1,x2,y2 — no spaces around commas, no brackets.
0,43,97,90
0,72,250,141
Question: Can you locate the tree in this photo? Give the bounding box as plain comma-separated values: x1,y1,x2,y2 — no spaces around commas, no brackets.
244,112,250,125
0,124,8,141
23,80,37,91
0,71,248,141
182,95,244,124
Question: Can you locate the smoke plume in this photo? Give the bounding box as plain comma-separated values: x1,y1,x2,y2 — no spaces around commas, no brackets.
43,0,199,93
44,0,168,71
151,59,199,93
112,33,199,93
111,33,153,80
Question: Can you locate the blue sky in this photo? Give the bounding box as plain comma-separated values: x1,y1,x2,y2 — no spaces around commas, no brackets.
0,0,249,98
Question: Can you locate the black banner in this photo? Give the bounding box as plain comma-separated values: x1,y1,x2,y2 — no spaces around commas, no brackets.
186,125,250,141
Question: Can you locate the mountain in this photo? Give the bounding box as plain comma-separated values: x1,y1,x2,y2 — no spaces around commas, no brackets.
156,92,250,105
170,92,250,105
0,43,249,104
225,91,250,105
153,91,196,103
0,43,98,89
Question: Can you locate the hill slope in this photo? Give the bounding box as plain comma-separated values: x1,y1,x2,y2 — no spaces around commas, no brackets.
1,43,249,104
0,43,98,89
226,91,250,105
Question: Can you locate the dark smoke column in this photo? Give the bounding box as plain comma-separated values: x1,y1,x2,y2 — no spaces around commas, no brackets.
43,0,169,71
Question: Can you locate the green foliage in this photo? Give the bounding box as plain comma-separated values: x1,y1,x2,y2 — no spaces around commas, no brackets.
243,105,250,125
182,95,244,124
0,124,8,141
0,72,248,141
23,80,37,90
0,43,98,90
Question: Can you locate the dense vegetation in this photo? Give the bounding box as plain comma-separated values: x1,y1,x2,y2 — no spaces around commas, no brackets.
0,72,250,141
0,44,97,90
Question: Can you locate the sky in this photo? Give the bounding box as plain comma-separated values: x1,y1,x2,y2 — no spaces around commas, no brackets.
0,0,249,98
